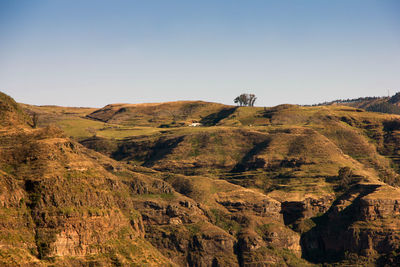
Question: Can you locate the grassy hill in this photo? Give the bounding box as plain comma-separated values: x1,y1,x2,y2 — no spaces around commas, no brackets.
4,96,314,266
86,101,235,127
16,94,400,266
0,92,33,127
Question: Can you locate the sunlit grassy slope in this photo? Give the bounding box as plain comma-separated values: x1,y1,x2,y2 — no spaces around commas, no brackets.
23,102,400,203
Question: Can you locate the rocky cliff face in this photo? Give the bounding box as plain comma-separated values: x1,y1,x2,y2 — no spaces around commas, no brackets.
0,95,174,265
127,174,308,266
300,183,400,265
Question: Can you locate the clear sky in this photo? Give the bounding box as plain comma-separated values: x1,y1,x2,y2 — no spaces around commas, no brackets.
0,0,399,107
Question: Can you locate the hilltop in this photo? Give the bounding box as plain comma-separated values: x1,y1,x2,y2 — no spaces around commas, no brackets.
8,93,400,266
86,100,235,127
0,92,33,126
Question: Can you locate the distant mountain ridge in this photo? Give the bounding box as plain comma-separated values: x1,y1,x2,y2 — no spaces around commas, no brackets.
312,92,400,115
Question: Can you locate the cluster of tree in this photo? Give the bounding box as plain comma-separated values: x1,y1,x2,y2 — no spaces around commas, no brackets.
32,113,39,128
389,92,400,104
27,112,39,128
234,93,257,106
366,102,400,115
171,176,193,195
308,96,385,107
378,168,400,187
383,119,400,132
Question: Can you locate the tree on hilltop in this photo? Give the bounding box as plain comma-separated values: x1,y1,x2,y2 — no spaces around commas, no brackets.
32,112,39,128
234,93,257,107
248,94,257,106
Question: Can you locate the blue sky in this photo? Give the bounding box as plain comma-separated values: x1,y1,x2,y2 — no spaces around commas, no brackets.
0,0,399,107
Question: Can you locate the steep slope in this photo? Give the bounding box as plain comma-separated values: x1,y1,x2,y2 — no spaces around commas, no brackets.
0,92,32,127
301,183,400,265
0,94,174,266
141,172,310,266
0,129,177,266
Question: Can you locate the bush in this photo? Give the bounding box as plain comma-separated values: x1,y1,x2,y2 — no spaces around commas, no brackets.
383,119,400,132
366,102,400,115
338,167,353,190
172,177,193,195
